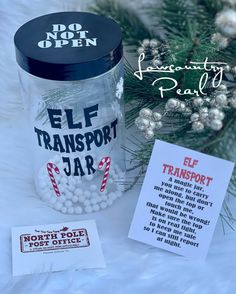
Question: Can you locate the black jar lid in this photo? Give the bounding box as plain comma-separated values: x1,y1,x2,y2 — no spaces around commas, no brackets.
14,12,123,81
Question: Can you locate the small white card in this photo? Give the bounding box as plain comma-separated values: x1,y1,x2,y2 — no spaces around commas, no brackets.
12,220,105,276
129,140,234,259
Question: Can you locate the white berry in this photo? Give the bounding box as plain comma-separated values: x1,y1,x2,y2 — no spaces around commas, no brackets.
193,97,204,107
152,112,162,121
210,119,223,131
165,98,180,111
192,121,204,132
190,113,200,122
139,108,153,119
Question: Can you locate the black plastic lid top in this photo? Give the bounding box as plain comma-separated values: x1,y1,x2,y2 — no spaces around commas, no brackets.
14,12,123,81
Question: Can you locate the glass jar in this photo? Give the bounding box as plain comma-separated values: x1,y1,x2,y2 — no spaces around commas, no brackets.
14,12,125,214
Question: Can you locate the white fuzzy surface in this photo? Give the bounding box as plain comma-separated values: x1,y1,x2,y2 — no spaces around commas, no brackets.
1,1,236,293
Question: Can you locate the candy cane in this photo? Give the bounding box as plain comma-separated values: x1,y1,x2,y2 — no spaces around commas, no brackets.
98,156,111,192
47,162,61,197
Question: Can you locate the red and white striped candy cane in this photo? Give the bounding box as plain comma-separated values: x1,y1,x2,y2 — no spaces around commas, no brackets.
47,162,61,197
98,156,111,192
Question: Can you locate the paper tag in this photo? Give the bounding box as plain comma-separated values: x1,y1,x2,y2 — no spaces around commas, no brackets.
129,140,234,259
12,220,105,276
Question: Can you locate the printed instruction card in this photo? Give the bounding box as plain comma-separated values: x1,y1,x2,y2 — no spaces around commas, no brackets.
129,140,234,259
12,220,105,276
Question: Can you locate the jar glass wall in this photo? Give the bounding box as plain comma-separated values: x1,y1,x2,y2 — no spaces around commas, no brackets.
18,60,125,214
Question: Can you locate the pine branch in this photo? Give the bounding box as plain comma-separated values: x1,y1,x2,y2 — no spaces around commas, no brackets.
90,0,153,49
147,0,210,38
198,0,223,18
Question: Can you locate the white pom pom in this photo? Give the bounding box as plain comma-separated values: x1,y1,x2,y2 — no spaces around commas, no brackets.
100,202,108,209
67,207,75,214
92,204,100,212
91,198,98,205
107,198,114,206
61,207,67,214
74,188,83,196
78,195,86,203
58,195,66,203
101,195,108,202
54,202,63,211
72,196,79,203
64,200,73,208
85,206,93,213
65,191,73,200
75,206,83,214
84,199,91,206
84,190,91,198
108,192,117,201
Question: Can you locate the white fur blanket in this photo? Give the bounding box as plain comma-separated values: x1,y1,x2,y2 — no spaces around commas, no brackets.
1,1,236,293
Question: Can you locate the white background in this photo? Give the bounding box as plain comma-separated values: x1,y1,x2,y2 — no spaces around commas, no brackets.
1,1,236,293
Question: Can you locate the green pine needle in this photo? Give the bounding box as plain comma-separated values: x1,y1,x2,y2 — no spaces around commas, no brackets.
91,0,153,49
